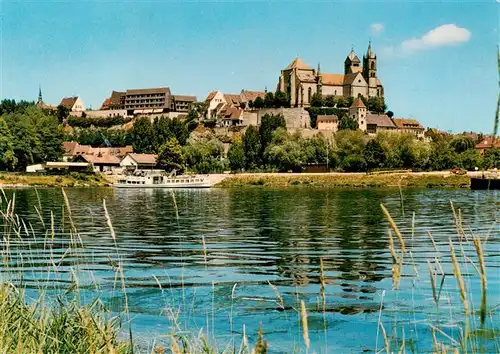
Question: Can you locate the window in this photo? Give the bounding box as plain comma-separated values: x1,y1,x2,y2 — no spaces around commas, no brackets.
308,87,312,103
371,62,375,70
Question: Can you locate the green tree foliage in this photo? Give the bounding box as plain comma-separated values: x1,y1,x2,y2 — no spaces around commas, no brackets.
130,117,154,153
264,128,306,172
0,99,34,115
253,97,265,109
152,117,190,151
335,130,367,172
227,138,246,171
274,91,289,108
338,116,358,131
67,115,131,128
310,92,324,107
428,140,458,170
458,149,483,170
450,136,476,153
183,136,226,173
364,139,386,170
324,95,336,107
264,92,275,108
57,105,70,123
243,125,262,169
366,97,386,113
335,96,348,108
0,117,17,170
483,148,500,169
259,114,286,161
158,137,185,172
1,106,64,170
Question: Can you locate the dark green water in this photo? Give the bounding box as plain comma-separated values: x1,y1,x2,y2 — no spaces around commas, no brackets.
1,187,499,353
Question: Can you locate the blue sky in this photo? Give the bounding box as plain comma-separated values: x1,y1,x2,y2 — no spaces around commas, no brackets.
1,0,498,133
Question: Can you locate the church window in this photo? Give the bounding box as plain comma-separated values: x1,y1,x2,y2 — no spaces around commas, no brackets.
308,87,311,103
358,80,361,83
371,62,375,70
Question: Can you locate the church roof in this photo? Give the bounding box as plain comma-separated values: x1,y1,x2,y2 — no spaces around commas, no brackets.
345,50,360,63
344,72,363,85
285,57,313,70
297,71,317,83
320,73,344,86
351,97,366,108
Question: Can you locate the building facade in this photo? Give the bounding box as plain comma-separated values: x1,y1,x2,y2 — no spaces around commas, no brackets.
100,88,196,116
278,42,384,107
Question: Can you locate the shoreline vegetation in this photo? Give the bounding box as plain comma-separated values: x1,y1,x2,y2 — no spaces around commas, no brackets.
0,171,471,189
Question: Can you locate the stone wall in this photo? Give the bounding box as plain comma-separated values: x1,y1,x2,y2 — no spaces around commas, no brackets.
257,108,311,129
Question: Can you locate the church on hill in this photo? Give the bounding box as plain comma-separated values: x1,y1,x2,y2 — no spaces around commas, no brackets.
277,42,384,107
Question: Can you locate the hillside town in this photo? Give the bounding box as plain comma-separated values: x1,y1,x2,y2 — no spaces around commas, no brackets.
2,42,498,175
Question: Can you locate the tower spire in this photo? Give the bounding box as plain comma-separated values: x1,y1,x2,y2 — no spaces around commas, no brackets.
38,85,42,102
317,62,321,75
367,40,373,57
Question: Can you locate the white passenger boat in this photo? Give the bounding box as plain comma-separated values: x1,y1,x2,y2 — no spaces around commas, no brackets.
115,170,214,188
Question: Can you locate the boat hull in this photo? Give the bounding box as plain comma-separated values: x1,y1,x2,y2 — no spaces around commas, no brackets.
470,177,500,190
115,183,212,188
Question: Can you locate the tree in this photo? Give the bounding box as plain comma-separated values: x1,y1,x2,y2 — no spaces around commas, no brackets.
264,92,275,108
183,136,226,173
158,138,185,172
335,130,367,172
4,113,41,170
483,148,500,169
364,139,386,170
243,125,261,169
274,91,289,108
450,136,475,153
338,116,358,131
253,97,265,109
366,97,386,113
335,96,348,108
228,138,246,171
130,117,154,153
259,114,286,160
0,117,17,170
458,149,483,170
324,95,335,107
310,92,324,107
57,105,70,123
386,110,394,118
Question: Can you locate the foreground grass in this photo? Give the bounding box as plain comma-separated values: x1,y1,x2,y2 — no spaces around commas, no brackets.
0,172,108,187
217,172,470,188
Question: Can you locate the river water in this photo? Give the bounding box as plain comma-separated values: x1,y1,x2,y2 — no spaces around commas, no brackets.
1,187,499,353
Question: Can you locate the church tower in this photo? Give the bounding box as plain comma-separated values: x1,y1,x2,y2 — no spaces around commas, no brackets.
363,41,378,97
344,49,361,74
36,85,44,106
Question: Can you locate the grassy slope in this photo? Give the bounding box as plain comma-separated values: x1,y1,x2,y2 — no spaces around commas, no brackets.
216,173,470,188
0,172,109,187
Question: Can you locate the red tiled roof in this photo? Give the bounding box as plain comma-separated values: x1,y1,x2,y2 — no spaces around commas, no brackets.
366,113,396,128
392,118,424,129
224,94,242,107
241,90,266,102
126,87,171,95
173,95,197,102
205,91,218,102
475,139,500,149
60,97,78,109
100,97,111,110
127,153,158,165
351,97,366,108
320,73,344,86
78,154,121,165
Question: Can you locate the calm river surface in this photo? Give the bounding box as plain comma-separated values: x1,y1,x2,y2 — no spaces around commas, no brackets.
1,187,499,353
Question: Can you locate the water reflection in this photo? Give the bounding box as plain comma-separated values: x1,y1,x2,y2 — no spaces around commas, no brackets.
1,187,498,352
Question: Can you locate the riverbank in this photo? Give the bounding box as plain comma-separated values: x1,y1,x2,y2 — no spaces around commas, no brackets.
216,172,470,188
0,172,108,188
